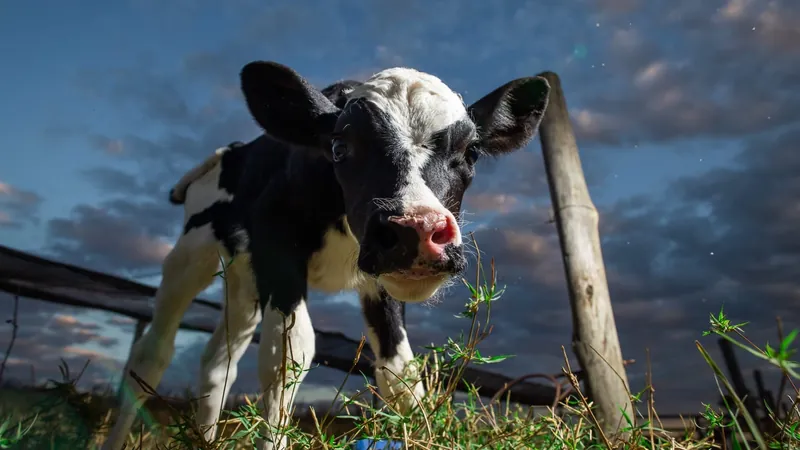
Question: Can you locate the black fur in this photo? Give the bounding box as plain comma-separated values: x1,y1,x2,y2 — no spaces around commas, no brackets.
360,289,406,359
181,133,346,314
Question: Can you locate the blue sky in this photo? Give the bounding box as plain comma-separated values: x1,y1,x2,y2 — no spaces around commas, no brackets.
0,0,799,414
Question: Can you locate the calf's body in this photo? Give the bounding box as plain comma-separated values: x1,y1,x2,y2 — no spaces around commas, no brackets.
102,62,549,450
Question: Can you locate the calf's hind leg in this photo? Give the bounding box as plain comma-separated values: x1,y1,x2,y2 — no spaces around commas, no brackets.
195,257,262,443
101,225,220,450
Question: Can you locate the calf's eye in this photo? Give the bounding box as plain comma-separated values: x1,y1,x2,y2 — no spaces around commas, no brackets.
465,145,480,165
331,138,349,163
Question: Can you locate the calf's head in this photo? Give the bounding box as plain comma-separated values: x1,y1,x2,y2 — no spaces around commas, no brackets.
240,61,549,302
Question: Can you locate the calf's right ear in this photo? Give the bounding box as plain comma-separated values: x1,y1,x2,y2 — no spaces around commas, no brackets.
240,61,340,148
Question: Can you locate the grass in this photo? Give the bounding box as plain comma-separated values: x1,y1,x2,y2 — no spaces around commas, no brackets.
0,255,798,449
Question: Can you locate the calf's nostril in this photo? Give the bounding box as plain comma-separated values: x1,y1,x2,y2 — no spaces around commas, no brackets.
374,221,400,250
431,227,454,245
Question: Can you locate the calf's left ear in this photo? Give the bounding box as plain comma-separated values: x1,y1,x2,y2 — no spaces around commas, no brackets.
240,61,340,148
468,76,550,155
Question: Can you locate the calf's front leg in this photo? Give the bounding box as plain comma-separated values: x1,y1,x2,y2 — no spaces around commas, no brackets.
249,238,315,450
256,299,315,450
359,287,425,413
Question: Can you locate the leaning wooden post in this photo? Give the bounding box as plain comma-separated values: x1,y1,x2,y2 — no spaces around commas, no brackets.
718,338,758,417
117,319,148,400
536,71,633,437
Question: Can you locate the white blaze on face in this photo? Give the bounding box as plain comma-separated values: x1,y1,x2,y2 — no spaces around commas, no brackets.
347,68,466,246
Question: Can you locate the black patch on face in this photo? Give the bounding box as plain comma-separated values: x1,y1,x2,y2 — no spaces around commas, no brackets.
359,210,420,274
427,244,468,274
329,99,428,275
331,98,411,239
417,118,479,274
427,118,476,157
422,117,479,216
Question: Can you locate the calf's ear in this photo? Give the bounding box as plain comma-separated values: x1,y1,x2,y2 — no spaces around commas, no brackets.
240,61,340,148
468,76,550,155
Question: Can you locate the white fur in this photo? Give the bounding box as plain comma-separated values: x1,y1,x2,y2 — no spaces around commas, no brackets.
170,146,230,204
364,320,425,413
307,218,373,294
347,68,467,148
257,300,315,450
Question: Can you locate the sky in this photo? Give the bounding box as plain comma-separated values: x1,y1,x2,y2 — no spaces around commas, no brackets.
0,0,799,414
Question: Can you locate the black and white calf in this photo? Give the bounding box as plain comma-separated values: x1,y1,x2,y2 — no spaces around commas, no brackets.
102,61,549,450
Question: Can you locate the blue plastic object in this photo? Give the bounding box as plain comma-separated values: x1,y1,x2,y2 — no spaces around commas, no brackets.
352,438,403,450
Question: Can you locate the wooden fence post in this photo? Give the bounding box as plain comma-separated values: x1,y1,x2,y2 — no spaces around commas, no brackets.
117,319,148,400
536,71,633,437
718,338,758,417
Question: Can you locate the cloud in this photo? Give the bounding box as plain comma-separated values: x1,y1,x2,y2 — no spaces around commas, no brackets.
595,0,640,14
75,67,196,130
45,200,178,274
86,135,125,155
42,47,264,276
106,316,137,328
0,295,124,388
463,194,521,215
567,0,800,145
0,182,43,229
714,0,800,54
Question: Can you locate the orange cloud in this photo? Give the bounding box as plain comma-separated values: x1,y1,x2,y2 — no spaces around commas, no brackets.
465,193,520,214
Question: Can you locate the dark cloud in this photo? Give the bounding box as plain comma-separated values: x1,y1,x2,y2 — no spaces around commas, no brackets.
85,135,125,156
80,167,164,200
0,294,124,388
44,65,259,273
0,182,43,229
601,125,800,316
595,0,640,14
105,316,137,328
460,146,612,213
74,67,197,129
568,0,800,145
45,200,179,274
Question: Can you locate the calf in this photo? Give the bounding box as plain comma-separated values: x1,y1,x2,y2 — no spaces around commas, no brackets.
102,61,549,450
